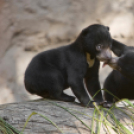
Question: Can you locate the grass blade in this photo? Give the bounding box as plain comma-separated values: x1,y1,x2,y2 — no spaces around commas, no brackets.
97,109,103,134
91,109,97,134
102,107,133,134
0,116,21,134
123,99,134,108
48,101,95,133
102,89,120,101
22,112,63,134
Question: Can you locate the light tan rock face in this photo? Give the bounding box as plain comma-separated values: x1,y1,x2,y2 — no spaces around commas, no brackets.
0,0,133,104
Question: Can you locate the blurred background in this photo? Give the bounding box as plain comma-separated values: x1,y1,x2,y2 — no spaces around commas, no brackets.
0,0,133,104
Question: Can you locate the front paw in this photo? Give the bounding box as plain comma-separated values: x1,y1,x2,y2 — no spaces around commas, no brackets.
81,101,100,108
99,101,114,108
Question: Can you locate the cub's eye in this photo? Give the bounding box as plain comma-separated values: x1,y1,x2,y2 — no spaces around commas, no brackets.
96,44,102,51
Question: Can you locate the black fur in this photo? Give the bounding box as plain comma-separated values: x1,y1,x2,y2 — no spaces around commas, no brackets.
24,24,112,107
104,40,134,105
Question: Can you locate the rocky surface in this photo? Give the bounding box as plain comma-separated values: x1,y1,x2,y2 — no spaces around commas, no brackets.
0,0,133,104
0,100,134,134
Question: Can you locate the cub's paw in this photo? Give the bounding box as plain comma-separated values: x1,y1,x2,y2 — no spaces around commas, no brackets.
81,101,99,108
100,101,114,108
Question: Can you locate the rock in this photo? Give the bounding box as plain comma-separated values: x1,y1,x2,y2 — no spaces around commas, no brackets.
0,100,134,134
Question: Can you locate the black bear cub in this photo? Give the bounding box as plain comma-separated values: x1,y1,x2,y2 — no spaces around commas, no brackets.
103,39,134,107
24,24,112,107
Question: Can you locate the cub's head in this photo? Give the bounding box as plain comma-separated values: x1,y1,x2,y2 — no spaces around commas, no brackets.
104,40,134,73
78,24,112,61
104,52,134,73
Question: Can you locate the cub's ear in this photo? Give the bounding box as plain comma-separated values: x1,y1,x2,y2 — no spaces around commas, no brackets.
106,26,109,31
112,39,127,57
81,28,89,37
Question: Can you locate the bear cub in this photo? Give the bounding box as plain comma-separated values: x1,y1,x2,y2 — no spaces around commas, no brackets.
103,39,134,107
24,24,112,107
